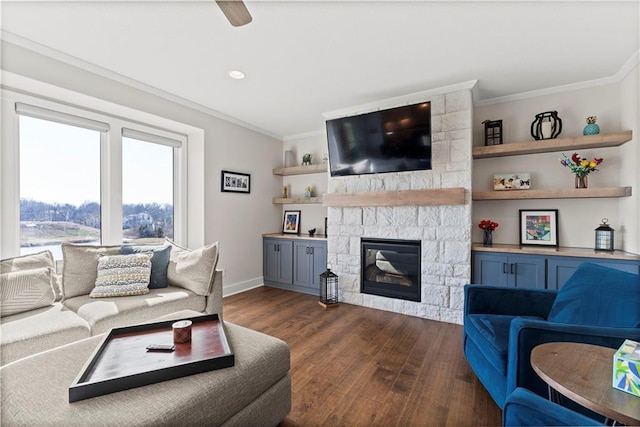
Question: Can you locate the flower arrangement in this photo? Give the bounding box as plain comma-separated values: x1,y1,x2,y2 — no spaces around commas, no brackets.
560,152,603,177
305,186,313,193
478,220,499,231
586,116,597,124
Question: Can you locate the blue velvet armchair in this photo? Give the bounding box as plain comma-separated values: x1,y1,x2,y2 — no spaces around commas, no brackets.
463,263,640,421
503,388,601,426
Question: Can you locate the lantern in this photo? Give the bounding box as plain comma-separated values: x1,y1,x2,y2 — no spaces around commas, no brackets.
319,266,339,309
482,119,503,146
531,111,562,140
595,218,615,252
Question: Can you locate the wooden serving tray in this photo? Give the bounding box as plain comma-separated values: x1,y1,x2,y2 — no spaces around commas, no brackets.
69,313,234,402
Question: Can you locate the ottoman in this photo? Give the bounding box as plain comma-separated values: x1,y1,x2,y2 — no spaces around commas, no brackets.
1,311,291,426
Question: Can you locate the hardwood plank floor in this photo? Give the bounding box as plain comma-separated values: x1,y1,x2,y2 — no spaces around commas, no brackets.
223,286,501,426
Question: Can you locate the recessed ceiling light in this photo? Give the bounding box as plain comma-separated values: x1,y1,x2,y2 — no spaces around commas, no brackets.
229,70,246,80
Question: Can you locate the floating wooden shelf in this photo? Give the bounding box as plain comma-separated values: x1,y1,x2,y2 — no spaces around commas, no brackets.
472,131,632,159
323,188,466,207
272,164,327,176
472,186,632,200
273,197,323,205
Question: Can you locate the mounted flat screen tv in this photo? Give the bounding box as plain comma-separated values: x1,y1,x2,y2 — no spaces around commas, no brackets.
326,102,431,177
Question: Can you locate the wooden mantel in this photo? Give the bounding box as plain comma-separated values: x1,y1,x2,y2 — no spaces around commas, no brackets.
322,188,466,207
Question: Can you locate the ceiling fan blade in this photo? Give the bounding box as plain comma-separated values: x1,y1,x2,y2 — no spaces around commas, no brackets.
215,1,253,27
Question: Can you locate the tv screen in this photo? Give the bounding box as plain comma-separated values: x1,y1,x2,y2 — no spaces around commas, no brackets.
326,102,431,177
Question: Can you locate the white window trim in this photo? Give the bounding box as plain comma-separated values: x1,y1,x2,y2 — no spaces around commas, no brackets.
0,71,205,258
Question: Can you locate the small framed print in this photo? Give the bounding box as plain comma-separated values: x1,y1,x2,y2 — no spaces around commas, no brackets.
221,170,250,194
519,209,558,247
282,210,301,234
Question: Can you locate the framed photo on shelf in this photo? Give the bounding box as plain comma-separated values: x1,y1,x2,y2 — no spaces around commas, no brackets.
221,170,250,194
519,209,558,247
282,210,301,234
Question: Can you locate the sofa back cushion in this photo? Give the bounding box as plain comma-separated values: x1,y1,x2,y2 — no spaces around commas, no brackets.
120,244,171,289
166,240,219,296
548,263,640,327
61,243,121,299
1,267,57,317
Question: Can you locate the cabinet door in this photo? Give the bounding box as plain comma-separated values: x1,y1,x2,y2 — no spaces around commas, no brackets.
278,241,294,285
472,252,509,286
309,242,327,289
263,239,280,283
293,242,312,287
508,255,546,289
547,257,640,290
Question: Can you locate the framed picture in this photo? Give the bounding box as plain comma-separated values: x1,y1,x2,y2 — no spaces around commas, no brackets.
221,170,250,194
282,210,301,234
519,209,558,247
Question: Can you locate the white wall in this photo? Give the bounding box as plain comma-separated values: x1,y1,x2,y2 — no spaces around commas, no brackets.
1,41,284,292
472,83,638,250
281,132,329,235
619,64,640,254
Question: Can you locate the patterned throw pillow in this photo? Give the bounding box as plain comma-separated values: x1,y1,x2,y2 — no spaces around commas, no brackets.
89,253,152,298
0,267,56,317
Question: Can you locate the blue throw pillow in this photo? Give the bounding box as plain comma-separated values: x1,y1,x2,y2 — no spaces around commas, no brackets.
120,244,171,289
548,263,640,327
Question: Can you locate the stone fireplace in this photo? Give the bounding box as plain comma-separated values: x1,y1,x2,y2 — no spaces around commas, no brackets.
323,83,474,325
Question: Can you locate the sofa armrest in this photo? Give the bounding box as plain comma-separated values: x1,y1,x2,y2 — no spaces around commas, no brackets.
464,284,557,318
506,317,640,400
205,269,223,317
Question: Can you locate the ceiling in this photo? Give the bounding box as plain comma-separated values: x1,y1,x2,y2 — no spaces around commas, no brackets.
1,1,638,139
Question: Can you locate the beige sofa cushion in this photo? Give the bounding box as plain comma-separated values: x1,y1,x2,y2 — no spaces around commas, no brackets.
166,240,219,296
63,286,206,334
1,267,56,317
61,243,121,299
0,302,91,366
1,250,62,301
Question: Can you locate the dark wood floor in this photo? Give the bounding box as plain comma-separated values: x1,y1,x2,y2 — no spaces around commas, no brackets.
223,286,501,426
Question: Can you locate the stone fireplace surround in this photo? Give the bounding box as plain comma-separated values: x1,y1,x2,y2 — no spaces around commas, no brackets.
323,84,474,325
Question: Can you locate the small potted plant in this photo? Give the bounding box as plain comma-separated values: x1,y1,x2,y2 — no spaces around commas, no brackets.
304,186,313,198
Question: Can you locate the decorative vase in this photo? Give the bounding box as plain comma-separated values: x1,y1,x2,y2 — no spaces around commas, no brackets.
583,123,600,135
575,175,588,189
304,190,312,198
482,229,493,246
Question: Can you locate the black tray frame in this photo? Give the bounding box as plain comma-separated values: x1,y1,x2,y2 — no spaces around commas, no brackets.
69,313,234,402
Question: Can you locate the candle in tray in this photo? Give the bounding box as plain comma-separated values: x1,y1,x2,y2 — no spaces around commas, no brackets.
172,320,192,343
541,121,552,139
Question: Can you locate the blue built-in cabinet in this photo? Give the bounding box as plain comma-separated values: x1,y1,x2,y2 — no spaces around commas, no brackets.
263,234,327,296
472,244,640,290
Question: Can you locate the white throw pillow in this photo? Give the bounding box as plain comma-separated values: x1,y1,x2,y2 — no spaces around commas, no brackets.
166,240,219,296
1,267,56,317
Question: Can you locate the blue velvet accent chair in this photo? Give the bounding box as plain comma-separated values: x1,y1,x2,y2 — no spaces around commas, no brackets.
463,262,640,419
503,388,602,426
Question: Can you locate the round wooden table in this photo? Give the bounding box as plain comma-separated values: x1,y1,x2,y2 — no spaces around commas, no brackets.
531,342,640,426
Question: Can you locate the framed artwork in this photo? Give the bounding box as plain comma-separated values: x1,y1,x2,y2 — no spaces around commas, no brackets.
283,210,301,234
221,170,250,194
519,209,558,247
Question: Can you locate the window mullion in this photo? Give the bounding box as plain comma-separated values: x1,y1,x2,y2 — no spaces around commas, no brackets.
101,128,123,245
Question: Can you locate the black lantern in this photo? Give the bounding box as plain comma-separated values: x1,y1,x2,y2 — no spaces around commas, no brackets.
319,266,339,309
595,218,615,251
531,111,562,140
482,119,503,146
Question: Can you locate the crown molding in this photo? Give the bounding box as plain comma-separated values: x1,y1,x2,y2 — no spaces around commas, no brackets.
283,129,326,142
475,50,639,107
0,30,283,140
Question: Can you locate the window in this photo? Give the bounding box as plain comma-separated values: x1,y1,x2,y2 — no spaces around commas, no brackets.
122,131,176,244
12,101,185,259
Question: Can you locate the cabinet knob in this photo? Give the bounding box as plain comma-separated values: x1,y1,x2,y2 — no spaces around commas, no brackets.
503,263,508,274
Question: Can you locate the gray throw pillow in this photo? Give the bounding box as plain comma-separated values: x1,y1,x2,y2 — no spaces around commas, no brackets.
166,240,219,296
61,243,121,299
120,244,171,289
89,253,152,298
1,267,56,317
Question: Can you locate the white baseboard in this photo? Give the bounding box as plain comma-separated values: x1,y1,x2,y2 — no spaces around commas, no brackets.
222,277,264,298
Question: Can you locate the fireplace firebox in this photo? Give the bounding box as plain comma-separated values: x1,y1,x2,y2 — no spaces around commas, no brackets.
361,238,421,302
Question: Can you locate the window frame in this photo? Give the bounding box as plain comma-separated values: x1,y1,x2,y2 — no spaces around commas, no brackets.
1,78,202,259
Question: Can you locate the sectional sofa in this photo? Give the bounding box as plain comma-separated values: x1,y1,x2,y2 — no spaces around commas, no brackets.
0,240,222,365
